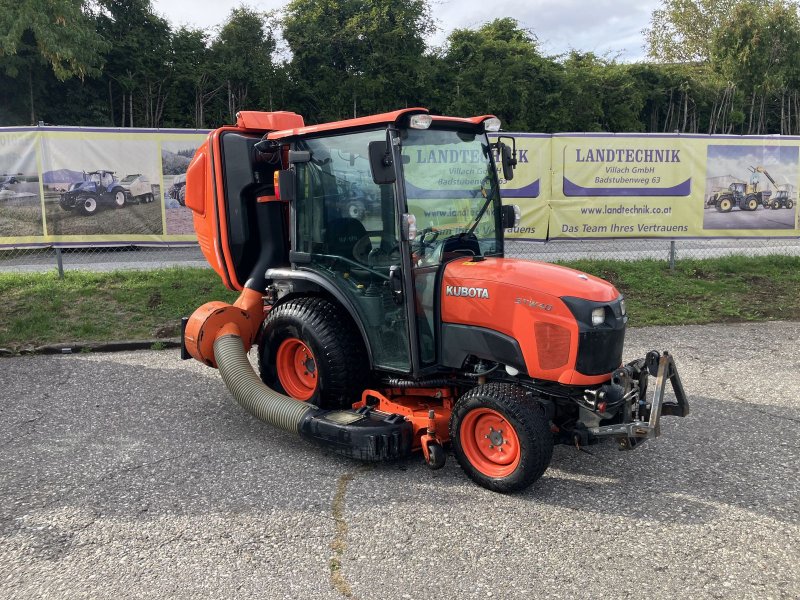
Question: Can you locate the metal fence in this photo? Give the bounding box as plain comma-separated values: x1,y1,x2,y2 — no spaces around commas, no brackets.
1,237,799,276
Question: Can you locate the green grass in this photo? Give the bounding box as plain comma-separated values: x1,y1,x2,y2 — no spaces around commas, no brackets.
0,268,238,348
0,256,797,349
562,255,800,326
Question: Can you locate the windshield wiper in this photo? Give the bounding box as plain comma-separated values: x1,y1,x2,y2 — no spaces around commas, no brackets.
462,175,497,238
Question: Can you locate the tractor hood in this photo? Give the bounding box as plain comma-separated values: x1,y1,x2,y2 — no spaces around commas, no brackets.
440,258,624,385
442,257,619,303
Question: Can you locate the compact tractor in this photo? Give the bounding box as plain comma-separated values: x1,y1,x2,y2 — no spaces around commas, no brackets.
181,109,689,493
60,170,131,215
752,166,794,210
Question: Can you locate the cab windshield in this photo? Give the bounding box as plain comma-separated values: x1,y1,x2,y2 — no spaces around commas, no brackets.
400,128,502,261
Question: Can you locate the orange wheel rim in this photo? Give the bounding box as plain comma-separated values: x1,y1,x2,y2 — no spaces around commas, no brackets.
276,338,317,400
459,408,521,478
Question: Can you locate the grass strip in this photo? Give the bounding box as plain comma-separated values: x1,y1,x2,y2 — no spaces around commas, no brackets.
0,255,797,348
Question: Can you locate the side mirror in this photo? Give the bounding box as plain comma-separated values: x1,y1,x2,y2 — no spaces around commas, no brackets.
501,204,521,229
501,144,517,181
369,140,396,184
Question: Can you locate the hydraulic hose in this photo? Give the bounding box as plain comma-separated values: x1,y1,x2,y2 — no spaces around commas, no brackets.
213,332,316,434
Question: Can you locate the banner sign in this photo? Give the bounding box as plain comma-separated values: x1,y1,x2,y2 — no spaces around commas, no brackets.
544,134,798,238
0,127,208,247
497,134,549,240
1,127,797,248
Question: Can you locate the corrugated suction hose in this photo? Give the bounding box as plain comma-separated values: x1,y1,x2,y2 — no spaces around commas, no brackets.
213,333,316,434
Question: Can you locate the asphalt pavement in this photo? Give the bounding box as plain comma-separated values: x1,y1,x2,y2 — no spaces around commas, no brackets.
1,321,798,599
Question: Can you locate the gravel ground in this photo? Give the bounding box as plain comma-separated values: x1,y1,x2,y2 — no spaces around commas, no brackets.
1,321,798,599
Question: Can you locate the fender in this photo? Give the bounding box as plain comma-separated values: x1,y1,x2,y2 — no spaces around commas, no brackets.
266,267,377,369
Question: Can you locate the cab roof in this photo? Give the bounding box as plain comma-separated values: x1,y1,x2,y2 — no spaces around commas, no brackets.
266,108,496,141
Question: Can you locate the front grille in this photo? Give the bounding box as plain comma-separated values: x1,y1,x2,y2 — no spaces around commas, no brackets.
575,328,626,375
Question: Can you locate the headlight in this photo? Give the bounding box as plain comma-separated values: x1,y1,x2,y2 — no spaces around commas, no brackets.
591,307,605,326
484,117,502,132
619,297,626,316
409,114,432,129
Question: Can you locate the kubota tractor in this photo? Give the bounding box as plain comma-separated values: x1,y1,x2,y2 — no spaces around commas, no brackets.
181,109,689,493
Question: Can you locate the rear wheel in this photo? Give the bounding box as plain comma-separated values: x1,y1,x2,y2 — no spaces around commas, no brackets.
178,186,186,206
787,199,795,209
259,297,367,409
450,383,553,493
113,190,126,208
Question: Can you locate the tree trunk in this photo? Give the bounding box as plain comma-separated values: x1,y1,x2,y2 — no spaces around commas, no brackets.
108,79,115,126
129,93,133,128
121,93,126,128
29,67,35,125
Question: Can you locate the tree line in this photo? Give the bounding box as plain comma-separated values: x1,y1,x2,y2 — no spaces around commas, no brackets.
2,0,800,135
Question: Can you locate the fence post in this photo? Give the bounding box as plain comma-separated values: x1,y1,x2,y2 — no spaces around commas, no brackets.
669,240,676,271
55,247,64,279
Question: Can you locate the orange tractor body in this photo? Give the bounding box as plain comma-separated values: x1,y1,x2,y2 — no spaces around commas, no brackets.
182,108,688,492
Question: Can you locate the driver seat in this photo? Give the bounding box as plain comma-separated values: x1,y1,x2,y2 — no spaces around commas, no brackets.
325,218,371,264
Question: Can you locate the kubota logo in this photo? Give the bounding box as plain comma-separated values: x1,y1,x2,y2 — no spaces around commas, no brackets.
445,285,489,299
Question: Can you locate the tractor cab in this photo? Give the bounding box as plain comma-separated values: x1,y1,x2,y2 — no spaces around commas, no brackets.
187,109,518,377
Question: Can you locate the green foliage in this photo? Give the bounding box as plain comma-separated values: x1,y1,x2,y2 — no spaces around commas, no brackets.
0,0,108,80
213,6,276,121
283,0,432,121
2,0,800,134
645,0,742,63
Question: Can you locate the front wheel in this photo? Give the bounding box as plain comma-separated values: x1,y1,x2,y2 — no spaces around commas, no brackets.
258,297,367,409
450,383,553,493
76,194,98,216
113,190,126,208
717,198,732,213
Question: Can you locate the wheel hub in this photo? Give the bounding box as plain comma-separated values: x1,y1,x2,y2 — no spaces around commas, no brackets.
487,427,505,448
460,408,521,477
276,338,317,400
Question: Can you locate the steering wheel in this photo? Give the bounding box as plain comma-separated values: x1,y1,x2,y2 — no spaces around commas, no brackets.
412,227,440,254
367,242,401,267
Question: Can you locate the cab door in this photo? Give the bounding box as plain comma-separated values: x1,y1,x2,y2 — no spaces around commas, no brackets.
291,129,414,373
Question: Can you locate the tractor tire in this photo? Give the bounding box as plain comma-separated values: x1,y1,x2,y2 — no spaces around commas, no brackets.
740,195,758,211
717,197,732,213
258,296,367,409
771,200,781,210
178,186,186,206
787,200,795,209
113,190,127,208
76,194,98,216
450,383,553,493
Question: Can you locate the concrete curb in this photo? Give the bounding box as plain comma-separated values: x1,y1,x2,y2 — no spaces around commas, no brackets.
0,338,182,357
